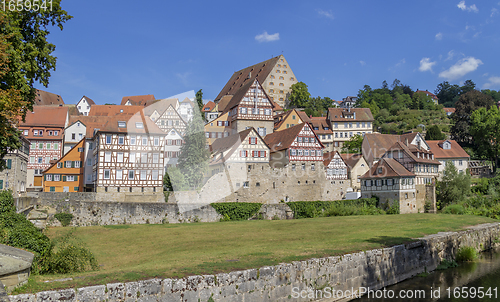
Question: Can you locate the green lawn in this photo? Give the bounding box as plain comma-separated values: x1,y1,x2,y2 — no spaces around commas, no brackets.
15,214,497,294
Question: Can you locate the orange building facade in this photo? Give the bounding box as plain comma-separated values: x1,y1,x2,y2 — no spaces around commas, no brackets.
42,139,85,192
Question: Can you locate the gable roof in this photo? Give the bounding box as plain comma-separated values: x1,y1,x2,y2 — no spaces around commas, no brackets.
340,153,365,169
78,96,95,106
214,55,281,102
33,89,65,106
89,105,143,116
120,95,156,106
273,109,301,130
426,140,470,159
21,106,68,128
264,123,324,151
385,141,440,165
202,101,216,112
94,111,164,136
216,95,233,113
296,110,311,123
142,98,179,117
323,151,344,167
220,79,274,115
443,107,456,114
43,138,85,174
328,108,374,122
361,158,415,179
210,128,268,164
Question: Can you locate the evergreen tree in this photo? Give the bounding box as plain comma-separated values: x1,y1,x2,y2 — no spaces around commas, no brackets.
177,112,210,189
425,125,446,140
195,89,205,121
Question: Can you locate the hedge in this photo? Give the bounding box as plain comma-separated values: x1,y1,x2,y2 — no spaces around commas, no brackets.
210,202,262,221
287,197,380,219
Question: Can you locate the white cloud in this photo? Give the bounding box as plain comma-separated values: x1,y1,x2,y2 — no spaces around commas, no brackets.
457,1,478,12
359,61,366,66
395,59,406,68
435,32,443,40
483,76,500,89
446,50,456,61
491,8,499,17
255,31,280,43
317,9,334,19
439,57,483,80
419,58,436,72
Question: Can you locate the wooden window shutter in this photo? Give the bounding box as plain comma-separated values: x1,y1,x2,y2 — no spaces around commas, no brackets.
44,174,46,181
6,159,12,169
248,137,251,144
264,151,266,157
75,175,78,181
63,176,66,182
71,161,75,168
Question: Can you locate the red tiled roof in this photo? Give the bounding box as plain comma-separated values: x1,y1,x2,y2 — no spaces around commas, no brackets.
81,96,95,105
415,90,438,100
426,140,470,159
385,141,440,165
120,95,156,106
361,158,415,179
216,95,233,113
202,101,216,112
33,89,65,106
296,110,311,123
89,105,143,116
264,123,305,152
20,106,68,128
443,108,456,113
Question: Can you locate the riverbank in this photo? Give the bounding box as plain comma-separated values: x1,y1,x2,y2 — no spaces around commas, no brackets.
9,216,500,301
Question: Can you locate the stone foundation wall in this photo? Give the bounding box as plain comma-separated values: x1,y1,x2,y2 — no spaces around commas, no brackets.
9,223,500,302
32,199,293,226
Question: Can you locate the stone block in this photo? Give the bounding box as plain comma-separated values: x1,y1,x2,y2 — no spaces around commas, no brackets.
77,285,106,302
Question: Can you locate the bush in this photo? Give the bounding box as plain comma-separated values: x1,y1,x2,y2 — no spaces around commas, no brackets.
0,191,98,275
456,246,477,262
0,189,16,214
442,204,465,215
54,213,73,227
210,202,262,221
385,200,400,215
287,198,381,219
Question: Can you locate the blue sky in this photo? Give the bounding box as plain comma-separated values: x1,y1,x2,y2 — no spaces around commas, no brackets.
42,0,500,105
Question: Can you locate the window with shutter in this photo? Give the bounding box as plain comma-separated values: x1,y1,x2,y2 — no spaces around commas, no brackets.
6,159,11,169
63,176,67,182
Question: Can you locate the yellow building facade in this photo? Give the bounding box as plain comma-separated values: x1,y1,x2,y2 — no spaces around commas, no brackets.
43,139,85,192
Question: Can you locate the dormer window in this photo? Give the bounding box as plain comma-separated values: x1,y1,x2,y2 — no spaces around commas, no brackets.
118,121,126,128
378,168,382,174
136,122,144,129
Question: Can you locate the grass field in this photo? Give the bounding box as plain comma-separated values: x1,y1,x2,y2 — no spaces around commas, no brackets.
15,214,497,294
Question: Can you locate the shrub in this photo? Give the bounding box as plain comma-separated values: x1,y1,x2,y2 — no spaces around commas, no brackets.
442,204,465,215
47,232,99,274
54,213,74,227
386,200,400,215
0,189,15,214
456,246,477,262
210,202,262,221
288,198,381,219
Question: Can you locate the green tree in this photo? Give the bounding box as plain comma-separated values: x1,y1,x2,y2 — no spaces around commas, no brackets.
470,106,500,172
435,81,461,107
288,81,310,108
481,89,500,103
451,90,494,145
436,161,471,209
195,89,205,121
425,125,446,140
341,134,363,154
164,166,187,191
177,112,210,189
0,4,72,171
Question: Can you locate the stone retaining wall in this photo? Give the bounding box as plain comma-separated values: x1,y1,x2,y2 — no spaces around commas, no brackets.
9,223,500,302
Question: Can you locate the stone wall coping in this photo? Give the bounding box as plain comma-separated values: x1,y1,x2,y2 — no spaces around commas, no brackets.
0,244,33,264
8,222,500,301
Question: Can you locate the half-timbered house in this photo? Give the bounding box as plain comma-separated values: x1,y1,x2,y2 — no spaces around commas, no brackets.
222,79,275,137
360,158,418,214
204,112,231,145
164,128,184,170
155,104,187,135
208,128,270,184
264,123,324,170
323,151,348,180
75,96,95,116
42,139,85,192
19,106,68,189
328,108,374,152
92,111,165,193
